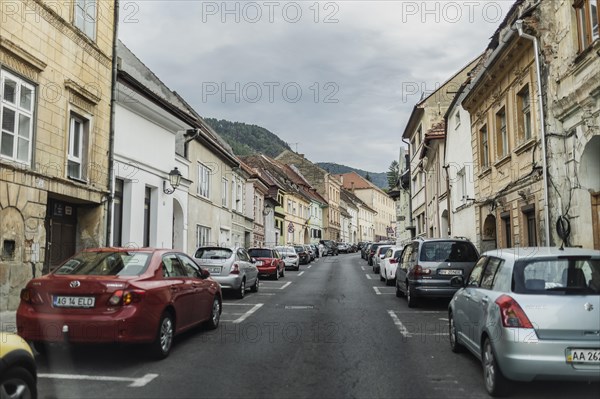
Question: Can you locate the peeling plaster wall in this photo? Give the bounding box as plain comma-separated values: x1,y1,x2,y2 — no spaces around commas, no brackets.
537,1,600,248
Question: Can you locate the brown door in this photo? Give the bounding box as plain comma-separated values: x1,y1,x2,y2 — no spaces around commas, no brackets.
47,200,77,269
592,193,600,250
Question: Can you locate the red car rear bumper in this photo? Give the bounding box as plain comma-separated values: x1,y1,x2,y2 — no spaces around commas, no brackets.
16,304,158,344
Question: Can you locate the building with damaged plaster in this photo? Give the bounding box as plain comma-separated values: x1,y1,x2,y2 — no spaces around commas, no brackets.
0,1,116,310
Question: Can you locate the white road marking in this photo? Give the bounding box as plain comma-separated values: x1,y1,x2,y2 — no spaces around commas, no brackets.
260,282,292,290
307,265,312,269
222,303,260,306
365,274,372,280
361,266,366,271
373,286,381,295
257,293,276,296
232,303,263,324
284,305,314,310
38,373,158,387
387,310,411,338
298,271,305,276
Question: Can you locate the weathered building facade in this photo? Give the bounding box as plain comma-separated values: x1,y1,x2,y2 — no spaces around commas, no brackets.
463,2,546,252
1,1,116,310
537,1,600,249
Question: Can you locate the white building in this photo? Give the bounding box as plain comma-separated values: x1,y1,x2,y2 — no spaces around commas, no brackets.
112,41,190,250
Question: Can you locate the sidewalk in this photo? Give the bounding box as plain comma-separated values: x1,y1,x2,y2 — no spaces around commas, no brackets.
0,311,17,333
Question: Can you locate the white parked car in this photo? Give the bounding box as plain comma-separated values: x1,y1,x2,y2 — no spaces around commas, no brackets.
380,246,404,286
372,244,393,274
275,246,300,270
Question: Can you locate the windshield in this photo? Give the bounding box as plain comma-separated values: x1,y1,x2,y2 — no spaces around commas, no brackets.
419,241,478,262
54,251,151,276
514,257,600,295
248,249,273,258
194,248,233,260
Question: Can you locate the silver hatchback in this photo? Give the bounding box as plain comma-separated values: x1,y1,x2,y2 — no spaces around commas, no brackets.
448,247,600,396
194,247,259,299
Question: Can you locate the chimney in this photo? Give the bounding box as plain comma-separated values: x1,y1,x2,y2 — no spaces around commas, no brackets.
351,182,355,192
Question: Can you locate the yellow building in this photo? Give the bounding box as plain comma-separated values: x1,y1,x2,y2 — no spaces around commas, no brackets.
0,1,116,310
462,3,545,251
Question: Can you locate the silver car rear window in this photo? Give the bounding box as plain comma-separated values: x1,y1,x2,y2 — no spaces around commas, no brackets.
194,248,233,260
514,257,600,295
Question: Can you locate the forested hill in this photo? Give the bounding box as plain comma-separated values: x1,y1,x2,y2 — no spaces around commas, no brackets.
316,163,388,190
204,118,388,190
204,118,291,158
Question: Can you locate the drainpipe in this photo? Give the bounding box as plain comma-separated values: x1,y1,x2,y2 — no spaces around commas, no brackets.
106,0,120,246
515,19,551,246
402,138,414,238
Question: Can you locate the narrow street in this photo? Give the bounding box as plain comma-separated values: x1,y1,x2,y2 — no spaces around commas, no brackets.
35,254,600,399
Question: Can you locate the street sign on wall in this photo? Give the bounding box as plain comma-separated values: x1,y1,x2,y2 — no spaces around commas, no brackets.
288,222,295,233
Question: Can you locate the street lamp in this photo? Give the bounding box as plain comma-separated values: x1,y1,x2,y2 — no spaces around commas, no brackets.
163,167,182,195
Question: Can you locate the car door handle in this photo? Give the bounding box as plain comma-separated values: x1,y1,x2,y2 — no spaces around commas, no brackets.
481,297,489,305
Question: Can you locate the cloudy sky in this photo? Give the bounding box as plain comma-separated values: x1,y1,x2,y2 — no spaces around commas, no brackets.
119,1,516,172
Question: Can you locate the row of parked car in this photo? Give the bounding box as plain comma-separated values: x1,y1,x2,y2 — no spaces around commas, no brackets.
358,239,600,396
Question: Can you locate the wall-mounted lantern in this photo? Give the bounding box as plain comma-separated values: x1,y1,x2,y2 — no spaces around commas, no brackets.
163,167,182,195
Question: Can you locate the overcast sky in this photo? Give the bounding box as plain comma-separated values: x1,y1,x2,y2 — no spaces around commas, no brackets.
119,0,516,172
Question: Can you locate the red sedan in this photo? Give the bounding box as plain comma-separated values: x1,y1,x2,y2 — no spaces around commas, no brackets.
17,248,222,359
248,248,285,280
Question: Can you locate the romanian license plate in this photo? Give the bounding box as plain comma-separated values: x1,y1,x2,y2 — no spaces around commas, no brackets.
209,267,221,274
53,296,95,308
567,349,600,364
255,261,263,266
439,269,463,275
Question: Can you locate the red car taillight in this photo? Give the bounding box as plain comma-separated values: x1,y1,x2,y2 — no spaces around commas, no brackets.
413,265,431,277
20,288,43,305
108,289,145,306
389,258,398,264
230,263,240,274
495,295,533,328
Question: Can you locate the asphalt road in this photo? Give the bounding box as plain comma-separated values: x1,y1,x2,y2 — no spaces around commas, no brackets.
36,253,600,399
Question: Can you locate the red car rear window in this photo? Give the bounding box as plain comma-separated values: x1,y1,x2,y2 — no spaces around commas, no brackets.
54,251,151,276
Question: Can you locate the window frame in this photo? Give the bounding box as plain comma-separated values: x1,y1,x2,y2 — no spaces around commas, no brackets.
0,69,35,165
495,107,508,158
196,225,211,248
517,85,532,142
575,0,599,52
67,113,89,181
197,162,211,199
479,124,489,169
221,177,228,207
74,0,97,41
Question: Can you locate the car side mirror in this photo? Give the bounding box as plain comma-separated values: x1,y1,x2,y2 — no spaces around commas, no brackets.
199,268,211,279
450,276,465,288
251,257,257,264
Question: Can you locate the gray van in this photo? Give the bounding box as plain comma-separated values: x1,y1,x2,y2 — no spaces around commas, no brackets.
395,238,479,307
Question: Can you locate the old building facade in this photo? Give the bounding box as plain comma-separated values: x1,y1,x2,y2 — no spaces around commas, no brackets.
537,0,600,249
1,1,116,310
462,2,546,252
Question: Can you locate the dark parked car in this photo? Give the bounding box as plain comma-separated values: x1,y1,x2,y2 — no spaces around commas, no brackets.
319,240,339,256
294,245,310,264
395,237,479,307
17,248,222,359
